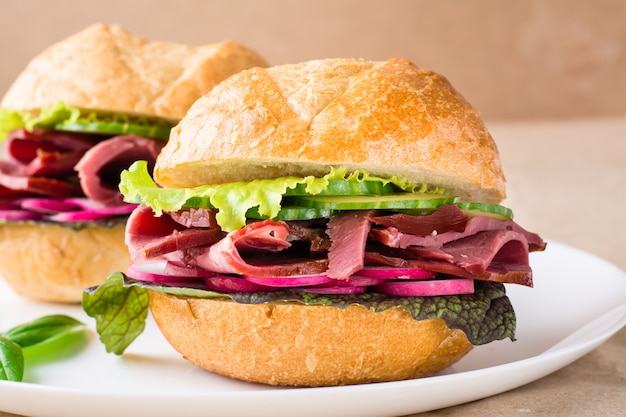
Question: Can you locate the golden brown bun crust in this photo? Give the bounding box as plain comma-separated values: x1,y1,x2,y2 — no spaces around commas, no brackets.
156,58,505,203
0,222,128,303
1,23,268,119
149,291,473,386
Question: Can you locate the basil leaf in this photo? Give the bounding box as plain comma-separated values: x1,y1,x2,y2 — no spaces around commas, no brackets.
82,272,149,355
3,315,85,349
0,336,24,382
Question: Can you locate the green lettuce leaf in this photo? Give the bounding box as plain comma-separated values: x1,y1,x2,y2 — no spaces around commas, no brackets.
0,102,176,141
119,161,440,232
83,273,516,355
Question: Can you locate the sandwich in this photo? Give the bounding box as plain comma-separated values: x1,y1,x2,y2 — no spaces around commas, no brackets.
0,23,267,302
83,58,546,386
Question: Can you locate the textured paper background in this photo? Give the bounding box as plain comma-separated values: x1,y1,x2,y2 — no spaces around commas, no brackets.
0,0,625,121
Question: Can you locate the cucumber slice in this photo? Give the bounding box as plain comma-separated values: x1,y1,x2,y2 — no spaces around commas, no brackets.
285,179,396,196
55,121,173,140
246,206,336,221
456,202,513,220
292,193,457,210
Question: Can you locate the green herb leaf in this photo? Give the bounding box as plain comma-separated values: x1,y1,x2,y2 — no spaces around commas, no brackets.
0,315,88,382
3,315,85,349
82,272,150,355
0,336,24,382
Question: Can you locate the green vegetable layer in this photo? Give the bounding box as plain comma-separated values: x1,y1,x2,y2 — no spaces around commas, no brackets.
0,102,176,141
120,161,442,232
82,273,516,355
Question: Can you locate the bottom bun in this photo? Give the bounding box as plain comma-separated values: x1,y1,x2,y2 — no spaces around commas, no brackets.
149,291,473,386
0,222,129,303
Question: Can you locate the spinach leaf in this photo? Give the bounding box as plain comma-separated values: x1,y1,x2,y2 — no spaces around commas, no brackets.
82,272,149,354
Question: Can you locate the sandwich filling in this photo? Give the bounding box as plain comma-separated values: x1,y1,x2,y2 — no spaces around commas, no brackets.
0,102,174,226
83,160,546,354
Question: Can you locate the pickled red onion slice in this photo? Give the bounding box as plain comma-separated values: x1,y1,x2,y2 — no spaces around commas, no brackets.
126,260,205,288
373,278,474,296
205,276,275,293
245,274,332,287
356,267,436,280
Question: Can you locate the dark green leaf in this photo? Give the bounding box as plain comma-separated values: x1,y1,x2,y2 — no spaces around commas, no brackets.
228,281,516,345
0,336,24,382
84,274,516,354
82,272,149,355
124,276,515,346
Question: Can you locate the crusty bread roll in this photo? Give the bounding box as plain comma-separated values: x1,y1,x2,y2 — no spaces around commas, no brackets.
155,58,505,203
0,24,267,303
149,291,473,386
1,23,268,119
0,222,128,303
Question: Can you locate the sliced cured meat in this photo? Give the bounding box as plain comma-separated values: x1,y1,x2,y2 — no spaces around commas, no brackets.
169,208,219,228
194,220,295,276
3,128,97,178
364,229,535,286
0,169,81,198
127,209,327,276
0,183,26,199
142,228,225,259
326,210,373,280
4,128,97,164
124,199,545,289
286,221,327,242
370,212,546,252
24,149,86,177
368,204,468,236
442,230,530,275
75,135,162,207
126,205,189,261
364,251,534,286
0,128,163,222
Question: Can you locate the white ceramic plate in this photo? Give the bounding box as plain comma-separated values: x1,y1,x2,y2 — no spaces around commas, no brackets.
0,241,624,417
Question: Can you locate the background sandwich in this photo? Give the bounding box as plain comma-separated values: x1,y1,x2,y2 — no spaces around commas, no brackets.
0,23,267,302
84,58,546,386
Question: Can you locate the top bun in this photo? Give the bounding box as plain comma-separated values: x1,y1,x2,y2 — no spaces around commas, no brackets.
1,23,268,120
155,58,506,203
